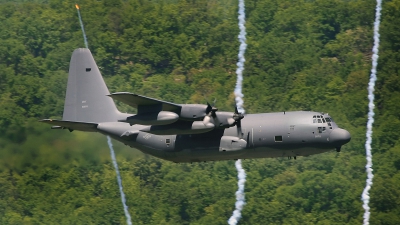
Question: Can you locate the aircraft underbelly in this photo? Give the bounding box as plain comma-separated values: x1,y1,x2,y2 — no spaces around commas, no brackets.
157,145,333,163
115,129,333,163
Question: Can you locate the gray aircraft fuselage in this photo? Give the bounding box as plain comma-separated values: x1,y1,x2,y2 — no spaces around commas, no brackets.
95,111,350,163
43,48,351,163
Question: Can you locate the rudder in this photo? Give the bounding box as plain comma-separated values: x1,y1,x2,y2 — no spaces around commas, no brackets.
63,48,120,123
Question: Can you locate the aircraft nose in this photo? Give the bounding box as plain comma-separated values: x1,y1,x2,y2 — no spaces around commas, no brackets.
330,128,351,146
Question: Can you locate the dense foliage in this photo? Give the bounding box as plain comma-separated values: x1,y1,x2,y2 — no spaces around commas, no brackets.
0,0,399,224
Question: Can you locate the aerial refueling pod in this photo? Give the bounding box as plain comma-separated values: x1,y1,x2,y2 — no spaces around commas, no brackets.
120,111,179,125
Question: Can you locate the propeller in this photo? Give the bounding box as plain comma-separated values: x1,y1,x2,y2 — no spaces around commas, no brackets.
233,106,245,139
203,99,218,125
202,100,245,140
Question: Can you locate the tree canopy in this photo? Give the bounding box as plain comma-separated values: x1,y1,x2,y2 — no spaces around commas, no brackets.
0,0,399,224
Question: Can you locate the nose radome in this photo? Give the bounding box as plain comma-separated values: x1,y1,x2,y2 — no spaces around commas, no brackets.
330,128,351,146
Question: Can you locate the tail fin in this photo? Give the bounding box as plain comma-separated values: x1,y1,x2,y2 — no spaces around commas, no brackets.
62,48,120,123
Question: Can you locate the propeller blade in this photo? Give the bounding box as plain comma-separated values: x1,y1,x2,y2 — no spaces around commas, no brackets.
233,109,244,121
246,131,250,148
206,102,212,114
236,119,243,139
232,104,244,138
205,99,218,116
212,98,217,107
203,98,219,126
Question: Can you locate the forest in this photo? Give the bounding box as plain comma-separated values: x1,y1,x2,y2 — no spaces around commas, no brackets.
0,0,399,224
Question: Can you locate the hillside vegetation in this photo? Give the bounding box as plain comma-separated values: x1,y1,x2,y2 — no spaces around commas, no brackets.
0,0,399,224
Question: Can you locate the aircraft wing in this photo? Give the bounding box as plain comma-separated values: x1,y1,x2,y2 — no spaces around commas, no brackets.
41,119,98,132
108,92,181,112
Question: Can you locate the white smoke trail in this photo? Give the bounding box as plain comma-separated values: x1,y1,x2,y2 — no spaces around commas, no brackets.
362,0,382,224
75,4,89,49
107,136,133,225
74,4,130,224
228,160,246,225
229,1,247,224
234,0,247,114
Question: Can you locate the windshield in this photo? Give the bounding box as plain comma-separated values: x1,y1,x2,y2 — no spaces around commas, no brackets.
312,115,334,123
312,115,325,123
325,117,332,122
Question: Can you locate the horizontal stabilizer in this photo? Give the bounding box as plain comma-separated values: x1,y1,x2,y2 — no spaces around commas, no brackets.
41,119,98,132
109,92,181,112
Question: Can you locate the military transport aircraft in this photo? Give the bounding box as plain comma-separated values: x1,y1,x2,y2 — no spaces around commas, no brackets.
42,48,351,163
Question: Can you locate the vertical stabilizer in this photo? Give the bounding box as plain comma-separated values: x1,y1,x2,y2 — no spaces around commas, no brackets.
63,48,119,123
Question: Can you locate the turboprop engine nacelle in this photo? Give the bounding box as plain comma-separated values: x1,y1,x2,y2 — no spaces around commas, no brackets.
179,104,208,120
121,111,179,125
140,121,214,135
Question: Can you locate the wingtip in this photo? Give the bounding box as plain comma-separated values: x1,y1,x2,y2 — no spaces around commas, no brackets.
110,92,135,95
40,119,53,123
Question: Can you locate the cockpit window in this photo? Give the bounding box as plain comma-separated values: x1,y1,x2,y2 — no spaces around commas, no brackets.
313,115,334,125
313,115,334,123
313,115,329,123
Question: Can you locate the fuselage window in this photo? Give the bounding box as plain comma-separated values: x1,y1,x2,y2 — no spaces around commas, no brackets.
275,136,283,142
322,118,326,123
318,119,322,123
